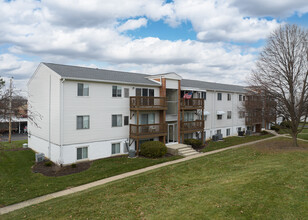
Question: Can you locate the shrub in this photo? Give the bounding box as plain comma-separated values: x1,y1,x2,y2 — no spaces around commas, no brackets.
71,163,77,168
261,130,268,135
280,121,291,129
184,139,203,149
140,141,167,158
44,161,52,167
270,125,280,132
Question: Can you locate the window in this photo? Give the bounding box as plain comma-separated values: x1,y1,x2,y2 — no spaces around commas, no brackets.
184,133,193,139
217,93,222,101
204,115,207,121
112,143,120,154
112,86,122,97
239,94,242,101
217,115,222,120
217,129,221,135
140,113,155,124
136,88,154,97
227,111,232,119
77,147,88,160
77,83,89,96
184,112,194,122
226,128,230,136
124,88,129,98
237,127,242,132
124,116,129,126
202,92,206,100
239,111,245,118
227,93,231,101
112,115,122,127
243,96,246,101
77,116,90,129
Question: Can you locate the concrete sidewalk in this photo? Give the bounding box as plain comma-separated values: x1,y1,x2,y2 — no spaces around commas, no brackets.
0,135,279,215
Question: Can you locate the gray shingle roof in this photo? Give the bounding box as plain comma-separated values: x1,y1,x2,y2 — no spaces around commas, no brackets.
43,62,246,93
43,62,159,86
181,79,246,93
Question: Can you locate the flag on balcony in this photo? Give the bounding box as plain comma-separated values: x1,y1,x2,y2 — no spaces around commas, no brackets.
183,92,192,99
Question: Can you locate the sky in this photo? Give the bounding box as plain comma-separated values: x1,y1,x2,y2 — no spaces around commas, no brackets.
0,0,308,93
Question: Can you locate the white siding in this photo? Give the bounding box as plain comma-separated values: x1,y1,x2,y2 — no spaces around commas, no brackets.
28,64,61,146
62,80,160,145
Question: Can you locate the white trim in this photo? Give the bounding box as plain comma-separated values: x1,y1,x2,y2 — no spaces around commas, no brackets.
217,111,226,115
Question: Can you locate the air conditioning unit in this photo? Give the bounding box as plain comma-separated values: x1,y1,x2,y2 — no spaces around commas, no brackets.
22,143,28,148
212,134,219,141
35,153,45,162
217,134,223,140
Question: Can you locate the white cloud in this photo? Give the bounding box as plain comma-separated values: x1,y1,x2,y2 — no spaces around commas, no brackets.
166,0,281,43
117,18,147,32
0,0,307,90
230,0,308,17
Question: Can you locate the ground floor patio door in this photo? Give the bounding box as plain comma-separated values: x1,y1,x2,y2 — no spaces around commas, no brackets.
167,123,177,143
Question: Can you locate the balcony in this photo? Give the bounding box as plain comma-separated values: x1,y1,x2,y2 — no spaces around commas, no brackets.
130,96,167,111
180,98,204,110
180,120,204,134
130,123,167,139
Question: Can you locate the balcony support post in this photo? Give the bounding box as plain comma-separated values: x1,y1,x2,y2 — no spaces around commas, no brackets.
201,108,204,145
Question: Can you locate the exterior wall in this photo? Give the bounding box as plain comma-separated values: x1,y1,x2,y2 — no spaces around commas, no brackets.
62,80,160,145
28,135,61,163
203,90,246,139
28,64,61,155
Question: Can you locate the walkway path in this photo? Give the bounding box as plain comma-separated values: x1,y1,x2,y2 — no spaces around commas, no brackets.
0,135,279,215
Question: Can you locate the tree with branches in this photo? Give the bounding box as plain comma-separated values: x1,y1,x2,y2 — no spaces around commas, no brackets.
250,24,308,147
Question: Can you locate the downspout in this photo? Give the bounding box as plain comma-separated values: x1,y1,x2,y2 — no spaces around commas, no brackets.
60,78,65,165
48,74,51,159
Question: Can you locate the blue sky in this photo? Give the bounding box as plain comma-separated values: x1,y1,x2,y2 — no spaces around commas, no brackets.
0,0,307,92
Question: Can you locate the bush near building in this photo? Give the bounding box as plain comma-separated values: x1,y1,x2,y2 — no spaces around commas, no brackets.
140,141,167,158
184,139,203,149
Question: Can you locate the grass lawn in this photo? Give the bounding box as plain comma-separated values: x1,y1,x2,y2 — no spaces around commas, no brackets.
278,128,308,140
0,142,181,206
202,134,273,152
0,140,27,150
2,137,307,219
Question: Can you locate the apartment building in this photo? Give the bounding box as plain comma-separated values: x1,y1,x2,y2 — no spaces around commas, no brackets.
28,63,247,165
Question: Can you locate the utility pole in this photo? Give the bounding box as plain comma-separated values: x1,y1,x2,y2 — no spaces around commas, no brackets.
8,77,13,143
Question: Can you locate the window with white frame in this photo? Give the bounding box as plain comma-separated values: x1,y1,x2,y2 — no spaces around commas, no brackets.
227,111,232,119
112,143,121,154
237,127,242,132
217,92,222,101
112,86,122,97
217,114,222,120
239,94,242,101
124,116,129,126
217,129,221,135
77,83,89,96
243,96,246,101
239,111,245,118
77,116,90,129
226,128,230,136
202,92,206,100
227,93,231,101
112,115,122,127
124,88,129,98
77,147,88,160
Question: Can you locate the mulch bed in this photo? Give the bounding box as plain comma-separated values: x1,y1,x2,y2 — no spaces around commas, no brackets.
32,160,92,177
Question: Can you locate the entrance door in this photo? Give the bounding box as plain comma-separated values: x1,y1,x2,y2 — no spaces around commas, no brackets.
167,124,177,143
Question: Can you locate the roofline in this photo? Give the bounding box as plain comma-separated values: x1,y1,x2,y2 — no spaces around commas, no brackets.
62,77,161,87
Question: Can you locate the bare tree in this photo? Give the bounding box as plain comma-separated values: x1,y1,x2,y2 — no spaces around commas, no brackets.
250,24,308,147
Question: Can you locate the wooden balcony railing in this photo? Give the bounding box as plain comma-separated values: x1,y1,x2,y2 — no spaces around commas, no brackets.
130,96,167,110
130,123,167,139
180,120,204,134
180,98,204,110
